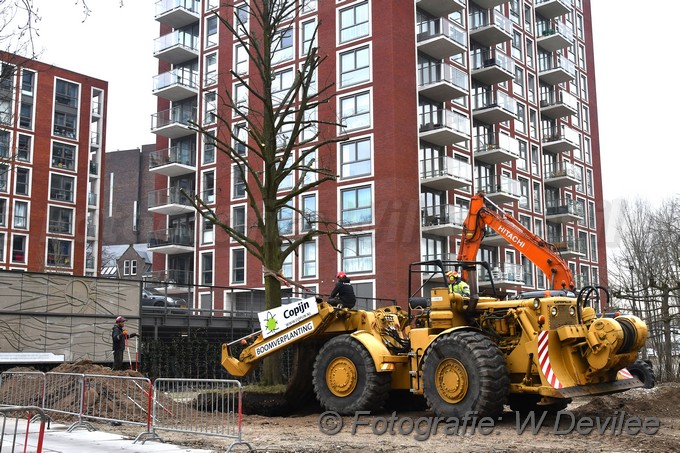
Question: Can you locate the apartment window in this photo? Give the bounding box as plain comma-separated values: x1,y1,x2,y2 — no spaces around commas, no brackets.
583,136,591,164
13,201,28,229
527,73,536,103
235,3,249,35
203,133,215,164
232,205,246,235
0,232,4,261
339,1,369,43
17,134,31,162
526,38,534,68
301,107,318,142
131,260,138,275
272,68,294,104
301,150,317,185
302,241,317,278
278,204,294,234
511,31,523,60
202,216,214,244
531,145,540,175
302,0,317,14
278,154,294,191
579,231,588,260
202,253,213,285
580,74,588,101
529,110,538,139
231,248,245,283
341,234,373,273
19,102,32,129
233,123,248,155
50,174,75,202
55,79,78,108
21,69,35,94
47,238,71,267
206,16,218,47
272,29,293,64
276,114,294,149
585,168,593,196
205,53,217,85
578,44,586,70
203,170,215,203
232,164,246,199
340,91,370,131
234,44,248,75
281,246,293,279
54,111,77,139
301,193,316,231
0,164,7,192
524,4,532,32
522,256,533,286
533,182,542,213
48,206,73,234
204,91,216,124
517,139,527,171
515,103,526,134
513,67,524,97
0,131,8,158
590,234,598,262
518,178,529,209
15,168,29,195
123,260,131,276
340,46,370,88
52,142,76,170
582,105,590,132
11,235,27,263
0,198,6,226
233,83,248,113
576,198,586,226
575,164,584,193
588,201,596,228
341,186,372,226
301,19,316,55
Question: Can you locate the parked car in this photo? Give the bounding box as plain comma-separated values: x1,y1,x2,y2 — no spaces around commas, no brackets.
141,288,188,314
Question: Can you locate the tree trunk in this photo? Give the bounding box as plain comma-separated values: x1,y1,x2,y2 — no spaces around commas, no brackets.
260,235,284,386
661,287,673,381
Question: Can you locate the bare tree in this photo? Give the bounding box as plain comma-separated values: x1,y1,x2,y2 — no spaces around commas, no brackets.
188,0,347,385
609,198,680,381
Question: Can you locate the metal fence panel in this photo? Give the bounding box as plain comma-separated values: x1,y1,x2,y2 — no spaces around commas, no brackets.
0,406,47,453
0,371,46,408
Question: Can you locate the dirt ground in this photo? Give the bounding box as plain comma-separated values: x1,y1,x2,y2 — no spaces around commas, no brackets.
103,384,680,453
5,363,680,452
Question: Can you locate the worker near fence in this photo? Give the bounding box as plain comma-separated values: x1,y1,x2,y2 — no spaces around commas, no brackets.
447,270,470,297
328,271,356,309
112,316,138,371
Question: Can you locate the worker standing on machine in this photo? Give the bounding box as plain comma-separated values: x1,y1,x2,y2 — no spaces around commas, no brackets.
447,270,470,296
328,271,357,309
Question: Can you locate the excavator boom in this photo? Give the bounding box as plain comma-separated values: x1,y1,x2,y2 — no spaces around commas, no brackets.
458,193,575,291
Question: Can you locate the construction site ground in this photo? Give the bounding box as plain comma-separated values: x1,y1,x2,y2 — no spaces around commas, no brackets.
4,363,680,452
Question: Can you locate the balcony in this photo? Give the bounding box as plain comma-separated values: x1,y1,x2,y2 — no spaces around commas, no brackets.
542,124,579,154
86,223,96,239
470,0,507,9
89,161,99,178
416,0,465,17
88,192,98,208
550,236,586,260
154,30,199,65
538,54,576,85
86,256,95,271
417,17,467,60
535,0,572,20
155,0,200,28
477,174,521,204
419,110,470,146
539,88,577,119
471,49,515,85
148,186,196,216
537,20,574,52
420,155,472,191
544,161,581,188
469,10,513,47
153,68,199,102
473,132,519,164
149,146,196,177
148,227,195,255
479,263,524,290
146,269,195,286
545,199,583,223
421,204,465,237
151,105,196,139
90,131,100,150
418,63,468,102
472,90,517,124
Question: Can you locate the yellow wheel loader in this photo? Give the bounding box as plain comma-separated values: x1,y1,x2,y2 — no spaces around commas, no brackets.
222,260,648,418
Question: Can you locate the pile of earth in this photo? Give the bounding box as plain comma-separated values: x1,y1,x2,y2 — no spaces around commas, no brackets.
572,383,680,418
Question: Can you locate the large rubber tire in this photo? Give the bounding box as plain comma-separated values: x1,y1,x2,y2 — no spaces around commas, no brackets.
627,360,655,389
422,330,509,418
312,335,391,415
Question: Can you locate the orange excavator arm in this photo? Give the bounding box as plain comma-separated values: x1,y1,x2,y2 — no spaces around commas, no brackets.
458,193,575,291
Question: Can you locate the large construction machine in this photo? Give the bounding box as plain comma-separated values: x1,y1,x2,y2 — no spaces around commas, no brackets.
221,195,649,417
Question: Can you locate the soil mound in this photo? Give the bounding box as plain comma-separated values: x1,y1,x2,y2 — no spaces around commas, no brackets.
573,383,680,418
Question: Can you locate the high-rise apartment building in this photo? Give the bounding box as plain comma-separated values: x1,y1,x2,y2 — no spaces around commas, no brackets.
150,0,605,309
0,52,106,275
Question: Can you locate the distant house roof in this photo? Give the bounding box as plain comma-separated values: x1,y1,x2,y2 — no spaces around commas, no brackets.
101,244,152,268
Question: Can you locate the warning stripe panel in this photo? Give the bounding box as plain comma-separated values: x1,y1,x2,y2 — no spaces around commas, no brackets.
618,368,633,379
537,330,562,389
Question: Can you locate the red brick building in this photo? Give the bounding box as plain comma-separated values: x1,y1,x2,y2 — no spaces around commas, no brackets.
0,52,107,275
150,0,605,310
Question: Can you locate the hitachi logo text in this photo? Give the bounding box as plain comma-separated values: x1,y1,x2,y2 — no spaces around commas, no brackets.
497,225,526,248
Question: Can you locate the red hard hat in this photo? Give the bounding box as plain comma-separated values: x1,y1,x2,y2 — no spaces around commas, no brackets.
116,316,126,323
337,271,347,279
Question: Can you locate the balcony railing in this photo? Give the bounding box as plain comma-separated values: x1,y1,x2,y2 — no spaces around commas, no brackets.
420,155,472,182
145,269,195,286
148,186,195,210
480,263,524,284
88,192,97,206
419,109,470,135
149,146,196,169
89,161,98,175
155,0,200,17
537,19,574,43
477,174,521,198
471,48,514,73
546,199,583,217
154,30,198,54
473,132,520,158
421,204,466,228
153,68,199,94
148,227,195,248
544,160,580,180
416,17,467,59
418,63,468,99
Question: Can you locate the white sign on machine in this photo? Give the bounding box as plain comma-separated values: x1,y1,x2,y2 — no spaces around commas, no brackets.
257,296,319,339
